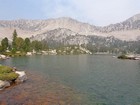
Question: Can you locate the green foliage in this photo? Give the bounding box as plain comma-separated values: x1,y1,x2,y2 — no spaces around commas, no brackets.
4,51,26,57
0,65,18,81
31,40,43,51
56,45,88,55
13,29,17,38
41,41,48,50
15,37,24,51
11,30,32,53
0,30,49,55
1,37,9,51
0,45,3,53
1,29,139,55
24,38,30,45
12,29,18,50
0,72,18,81
23,38,31,52
0,66,13,73
11,48,16,54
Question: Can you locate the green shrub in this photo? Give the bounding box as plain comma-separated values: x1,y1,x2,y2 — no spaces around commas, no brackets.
0,72,18,81
118,55,128,59
0,65,18,81
3,52,26,57
0,66,13,73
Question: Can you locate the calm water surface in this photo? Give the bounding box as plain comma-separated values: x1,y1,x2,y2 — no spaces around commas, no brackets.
0,55,140,105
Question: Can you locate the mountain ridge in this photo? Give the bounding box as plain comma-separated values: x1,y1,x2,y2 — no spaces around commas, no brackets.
0,13,140,41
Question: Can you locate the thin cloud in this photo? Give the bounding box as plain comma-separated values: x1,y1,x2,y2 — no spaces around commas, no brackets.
0,0,139,26
42,0,140,26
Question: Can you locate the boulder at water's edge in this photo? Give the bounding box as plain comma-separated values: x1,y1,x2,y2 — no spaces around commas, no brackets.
15,71,27,83
0,80,10,90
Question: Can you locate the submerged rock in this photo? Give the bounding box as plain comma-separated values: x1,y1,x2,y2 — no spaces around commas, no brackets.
0,80,10,90
15,71,27,83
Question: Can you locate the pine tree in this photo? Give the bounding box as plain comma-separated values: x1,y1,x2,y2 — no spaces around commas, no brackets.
1,37,9,51
24,38,31,52
12,29,18,50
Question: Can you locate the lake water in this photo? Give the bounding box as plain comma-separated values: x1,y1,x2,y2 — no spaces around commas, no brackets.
0,55,140,105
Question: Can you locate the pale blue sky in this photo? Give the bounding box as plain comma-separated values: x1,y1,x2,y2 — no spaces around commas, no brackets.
0,0,140,26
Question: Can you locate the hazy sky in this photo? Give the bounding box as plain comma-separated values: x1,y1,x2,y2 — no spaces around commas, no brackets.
0,0,140,26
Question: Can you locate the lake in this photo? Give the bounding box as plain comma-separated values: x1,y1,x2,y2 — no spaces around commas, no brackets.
0,55,140,105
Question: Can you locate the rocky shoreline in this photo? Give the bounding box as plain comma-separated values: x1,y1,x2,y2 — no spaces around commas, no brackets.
0,65,27,90
0,71,87,105
118,54,140,60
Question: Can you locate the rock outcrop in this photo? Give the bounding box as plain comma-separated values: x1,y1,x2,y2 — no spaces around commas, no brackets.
0,80,10,90
15,71,27,83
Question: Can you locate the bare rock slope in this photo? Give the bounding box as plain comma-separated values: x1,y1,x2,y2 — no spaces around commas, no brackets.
0,14,140,41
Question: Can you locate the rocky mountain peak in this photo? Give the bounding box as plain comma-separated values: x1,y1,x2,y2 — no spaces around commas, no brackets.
128,13,140,22
0,14,140,41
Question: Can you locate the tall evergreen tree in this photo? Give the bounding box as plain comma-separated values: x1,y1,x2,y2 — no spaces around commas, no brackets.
12,29,18,50
24,38,31,52
1,37,9,51
15,37,24,51
31,40,42,52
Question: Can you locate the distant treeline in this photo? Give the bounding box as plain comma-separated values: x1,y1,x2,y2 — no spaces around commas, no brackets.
0,29,140,54
0,29,48,53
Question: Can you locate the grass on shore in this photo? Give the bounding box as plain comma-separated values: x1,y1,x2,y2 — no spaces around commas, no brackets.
0,65,18,81
3,52,26,57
